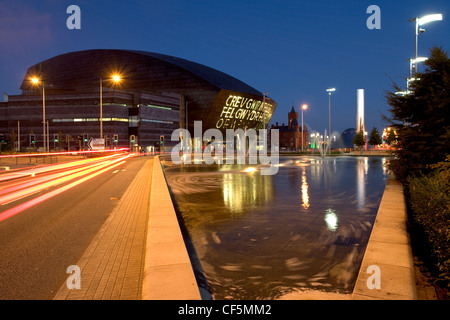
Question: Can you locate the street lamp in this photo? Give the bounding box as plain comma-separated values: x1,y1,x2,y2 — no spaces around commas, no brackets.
100,74,121,139
301,104,307,152
262,92,269,129
31,77,46,152
326,87,336,154
407,57,428,90
184,98,196,152
410,13,443,76
262,92,269,151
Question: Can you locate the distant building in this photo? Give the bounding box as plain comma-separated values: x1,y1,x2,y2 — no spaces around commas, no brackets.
271,106,308,149
333,128,357,149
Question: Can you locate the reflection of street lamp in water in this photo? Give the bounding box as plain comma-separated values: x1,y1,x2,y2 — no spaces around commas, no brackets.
301,168,309,209
325,208,338,231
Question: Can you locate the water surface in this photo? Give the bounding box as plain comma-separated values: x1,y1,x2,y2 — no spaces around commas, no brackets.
162,156,388,299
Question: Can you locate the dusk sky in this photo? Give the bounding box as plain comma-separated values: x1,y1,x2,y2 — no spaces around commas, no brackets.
1,0,449,136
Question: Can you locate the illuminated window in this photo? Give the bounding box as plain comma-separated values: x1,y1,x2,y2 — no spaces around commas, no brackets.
141,118,174,124
53,118,128,123
102,103,129,107
142,104,172,110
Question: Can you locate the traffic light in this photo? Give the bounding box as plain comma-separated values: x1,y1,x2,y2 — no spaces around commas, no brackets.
113,134,118,144
54,134,59,142
130,135,135,143
83,134,88,143
30,134,35,144
160,135,164,145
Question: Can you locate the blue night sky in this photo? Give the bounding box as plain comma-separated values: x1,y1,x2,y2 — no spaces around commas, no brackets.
1,0,449,136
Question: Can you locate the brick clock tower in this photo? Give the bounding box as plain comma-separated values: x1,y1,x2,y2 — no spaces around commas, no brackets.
271,106,309,149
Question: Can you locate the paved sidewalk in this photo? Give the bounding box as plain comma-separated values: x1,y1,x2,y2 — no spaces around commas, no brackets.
352,175,417,300
53,158,153,300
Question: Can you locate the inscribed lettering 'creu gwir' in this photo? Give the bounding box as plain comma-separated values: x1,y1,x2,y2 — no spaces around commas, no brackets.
205,90,277,132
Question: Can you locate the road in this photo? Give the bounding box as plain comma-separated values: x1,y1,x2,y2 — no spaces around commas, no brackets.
0,153,150,299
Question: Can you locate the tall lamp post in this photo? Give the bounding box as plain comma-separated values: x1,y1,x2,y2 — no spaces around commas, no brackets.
262,92,269,150
301,104,307,152
100,74,121,139
326,87,336,154
184,99,196,152
410,13,443,77
31,77,46,152
262,92,269,129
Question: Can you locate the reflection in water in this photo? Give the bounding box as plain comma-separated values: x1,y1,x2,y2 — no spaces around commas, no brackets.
301,168,310,210
223,172,273,214
356,158,369,209
324,209,338,231
162,156,388,300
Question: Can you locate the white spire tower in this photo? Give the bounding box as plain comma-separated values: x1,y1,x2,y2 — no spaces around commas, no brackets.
356,89,365,133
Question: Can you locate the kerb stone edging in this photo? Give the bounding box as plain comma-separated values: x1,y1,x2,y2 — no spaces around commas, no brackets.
352,175,417,300
142,156,201,300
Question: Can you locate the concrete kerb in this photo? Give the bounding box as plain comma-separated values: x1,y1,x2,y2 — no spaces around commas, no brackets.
142,155,202,300
351,174,418,300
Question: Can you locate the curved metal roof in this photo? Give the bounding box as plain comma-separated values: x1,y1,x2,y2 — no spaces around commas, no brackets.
20,49,261,96
125,50,261,95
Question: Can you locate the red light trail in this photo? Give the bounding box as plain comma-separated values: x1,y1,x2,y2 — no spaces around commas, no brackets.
0,152,134,223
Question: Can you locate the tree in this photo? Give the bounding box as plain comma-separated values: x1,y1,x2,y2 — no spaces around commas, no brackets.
368,127,382,147
385,128,397,147
385,46,450,181
352,131,366,153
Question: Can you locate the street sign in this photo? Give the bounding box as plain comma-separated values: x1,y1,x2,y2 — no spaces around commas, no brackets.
88,138,105,150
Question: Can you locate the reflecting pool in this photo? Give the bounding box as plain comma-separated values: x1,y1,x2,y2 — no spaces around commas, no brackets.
162,156,389,300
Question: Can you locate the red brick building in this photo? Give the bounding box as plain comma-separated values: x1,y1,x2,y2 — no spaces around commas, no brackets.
271,106,309,150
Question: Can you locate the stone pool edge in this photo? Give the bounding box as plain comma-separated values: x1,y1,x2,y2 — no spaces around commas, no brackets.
351,174,417,300
142,155,202,300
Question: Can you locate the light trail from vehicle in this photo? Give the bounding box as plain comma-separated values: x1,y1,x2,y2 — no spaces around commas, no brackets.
0,153,134,223
0,148,129,160
0,155,124,194
0,152,127,183
0,156,127,205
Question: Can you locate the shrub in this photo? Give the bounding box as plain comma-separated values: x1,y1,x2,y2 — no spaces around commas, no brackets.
406,156,450,290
